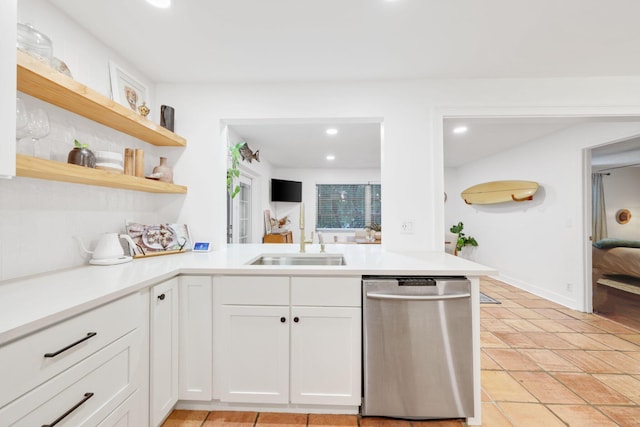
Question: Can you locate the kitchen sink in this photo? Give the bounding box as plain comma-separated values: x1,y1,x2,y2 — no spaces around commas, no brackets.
247,254,347,266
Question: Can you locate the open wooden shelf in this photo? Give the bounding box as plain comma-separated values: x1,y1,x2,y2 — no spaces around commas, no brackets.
17,155,187,194
16,50,186,147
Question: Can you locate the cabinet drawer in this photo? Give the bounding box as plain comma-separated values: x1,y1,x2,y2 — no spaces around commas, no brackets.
0,329,141,426
0,293,139,408
216,276,289,305
291,277,361,307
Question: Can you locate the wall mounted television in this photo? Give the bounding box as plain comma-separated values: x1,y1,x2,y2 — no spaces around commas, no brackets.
271,179,302,202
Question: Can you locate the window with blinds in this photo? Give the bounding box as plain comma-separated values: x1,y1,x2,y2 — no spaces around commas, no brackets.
316,184,381,229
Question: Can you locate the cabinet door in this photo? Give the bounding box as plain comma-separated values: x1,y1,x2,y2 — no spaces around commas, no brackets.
178,275,212,401
0,0,16,177
290,306,361,406
217,305,289,403
150,278,179,426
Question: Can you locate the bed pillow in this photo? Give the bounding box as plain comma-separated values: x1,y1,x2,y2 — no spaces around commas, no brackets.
593,238,640,249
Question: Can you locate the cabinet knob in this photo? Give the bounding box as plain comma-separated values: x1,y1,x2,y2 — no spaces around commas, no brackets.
157,293,166,301
280,317,286,323
294,317,300,323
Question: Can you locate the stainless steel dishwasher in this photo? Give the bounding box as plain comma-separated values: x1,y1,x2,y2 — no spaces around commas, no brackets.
362,276,474,419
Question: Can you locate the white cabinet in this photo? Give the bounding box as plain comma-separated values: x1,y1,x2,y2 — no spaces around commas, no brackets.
150,277,179,426
0,293,145,426
213,275,361,407
0,0,16,177
179,275,213,401
290,306,361,405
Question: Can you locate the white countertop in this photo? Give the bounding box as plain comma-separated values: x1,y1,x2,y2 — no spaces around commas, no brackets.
0,244,495,345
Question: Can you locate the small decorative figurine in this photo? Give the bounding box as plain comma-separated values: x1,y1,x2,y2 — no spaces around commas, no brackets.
138,101,150,117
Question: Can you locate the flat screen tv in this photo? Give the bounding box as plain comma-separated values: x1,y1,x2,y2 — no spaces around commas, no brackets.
271,179,302,202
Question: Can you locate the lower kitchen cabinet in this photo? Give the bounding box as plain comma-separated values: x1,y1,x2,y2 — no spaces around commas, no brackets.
217,305,290,403
150,277,179,426
178,275,213,401
290,306,361,405
213,275,361,407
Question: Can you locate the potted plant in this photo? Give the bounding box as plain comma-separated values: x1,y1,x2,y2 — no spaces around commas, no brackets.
450,221,478,255
226,142,244,199
67,139,96,168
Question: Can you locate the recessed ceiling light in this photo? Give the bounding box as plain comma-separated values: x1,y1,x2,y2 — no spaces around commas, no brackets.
145,0,171,8
326,155,336,161
326,128,338,136
453,126,468,134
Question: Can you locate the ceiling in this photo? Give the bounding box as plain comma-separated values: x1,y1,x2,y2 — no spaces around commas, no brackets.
229,121,381,169
44,0,640,169
48,0,640,84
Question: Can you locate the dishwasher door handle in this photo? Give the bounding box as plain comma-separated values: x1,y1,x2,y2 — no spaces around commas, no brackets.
366,292,471,301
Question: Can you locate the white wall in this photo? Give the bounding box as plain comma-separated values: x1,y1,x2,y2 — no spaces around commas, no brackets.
603,167,640,239
445,121,640,309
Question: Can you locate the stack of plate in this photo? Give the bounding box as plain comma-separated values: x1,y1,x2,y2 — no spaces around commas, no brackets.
95,151,124,174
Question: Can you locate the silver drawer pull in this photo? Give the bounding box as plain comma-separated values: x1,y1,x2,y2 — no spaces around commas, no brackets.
366,292,470,301
44,332,97,358
41,392,93,427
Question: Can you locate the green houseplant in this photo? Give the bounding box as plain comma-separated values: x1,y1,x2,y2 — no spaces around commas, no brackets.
226,142,244,199
450,221,478,254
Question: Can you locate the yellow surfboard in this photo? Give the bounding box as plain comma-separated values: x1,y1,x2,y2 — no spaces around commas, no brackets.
461,180,539,205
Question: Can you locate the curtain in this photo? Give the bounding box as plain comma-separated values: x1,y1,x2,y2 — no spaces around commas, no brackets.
592,173,608,242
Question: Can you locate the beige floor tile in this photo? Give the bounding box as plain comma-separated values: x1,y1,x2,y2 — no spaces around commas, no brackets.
497,402,565,426
588,350,640,374
588,317,638,334
553,372,633,404
481,318,518,333
618,334,640,345
597,405,640,427
556,319,608,333
163,410,209,427
481,349,502,370
528,319,575,333
556,308,596,320
555,333,613,350
518,349,581,372
554,349,620,373
480,402,514,427
626,351,640,362
593,374,640,404
547,404,618,426
501,318,544,332
307,414,358,427
494,300,523,308
482,307,519,319
360,417,411,426
482,388,493,402
481,370,537,402
522,332,575,350
511,298,563,309
585,334,640,351
481,331,509,348
204,411,258,427
492,332,538,349
509,371,584,404
506,307,547,319
256,412,307,426
483,348,540,371
532,308,575,320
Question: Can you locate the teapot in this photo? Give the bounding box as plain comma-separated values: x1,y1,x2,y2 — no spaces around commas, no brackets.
77,233,137,265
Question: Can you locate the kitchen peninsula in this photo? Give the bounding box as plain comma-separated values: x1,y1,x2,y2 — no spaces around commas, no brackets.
0,244,494,426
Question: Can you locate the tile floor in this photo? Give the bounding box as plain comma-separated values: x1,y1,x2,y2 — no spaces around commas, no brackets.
163,277,640,426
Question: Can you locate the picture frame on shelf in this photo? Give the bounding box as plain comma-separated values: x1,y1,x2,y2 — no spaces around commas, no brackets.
108,61,150,118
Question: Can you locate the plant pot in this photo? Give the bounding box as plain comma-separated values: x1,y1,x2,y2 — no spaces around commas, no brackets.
67,147,96,168
152,157,173,183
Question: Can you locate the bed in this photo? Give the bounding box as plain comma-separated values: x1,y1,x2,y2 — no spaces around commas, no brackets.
592,239,640,312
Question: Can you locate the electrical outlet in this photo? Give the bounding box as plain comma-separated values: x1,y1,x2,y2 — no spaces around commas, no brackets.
566,283,573,293
401,221,414,234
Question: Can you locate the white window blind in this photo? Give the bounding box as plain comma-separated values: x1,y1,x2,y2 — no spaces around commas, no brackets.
316,184,381,229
